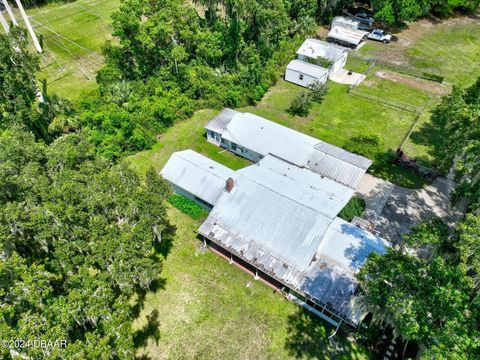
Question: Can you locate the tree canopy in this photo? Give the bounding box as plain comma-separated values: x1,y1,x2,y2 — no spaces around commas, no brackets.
0,128,173,358
431,78,480,212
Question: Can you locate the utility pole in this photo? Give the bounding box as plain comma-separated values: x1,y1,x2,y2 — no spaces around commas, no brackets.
13,0,42,53
0,10,9,33
2,0,18,26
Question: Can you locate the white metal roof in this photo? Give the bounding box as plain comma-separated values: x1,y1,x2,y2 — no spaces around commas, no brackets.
218,111,371,189
205,108,238,134
221,112,318,166
316,217,390,272
200,174,333,271
160,150,235,206
286,59,329,79
305,149,369,189
328,26,368,46
238,155,354,217
296,38,347,62
198,171,390,325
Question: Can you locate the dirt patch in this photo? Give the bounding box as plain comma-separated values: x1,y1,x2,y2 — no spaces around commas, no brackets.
375,70,450,96
73,52,104,80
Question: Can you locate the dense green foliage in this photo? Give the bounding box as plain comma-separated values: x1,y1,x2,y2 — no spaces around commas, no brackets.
287,91,313,116
359,216,480,358
338,197,366,222
371,0,480,26
0,128,173,358
168,194,208,219
0,29,46,138
431,78,480,211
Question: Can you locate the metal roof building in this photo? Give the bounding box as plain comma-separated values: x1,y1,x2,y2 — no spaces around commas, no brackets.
195,156,390,326
160,150,235,206
327,26,368,49
162,111,386,327
296,38,347,63
205,110,372,189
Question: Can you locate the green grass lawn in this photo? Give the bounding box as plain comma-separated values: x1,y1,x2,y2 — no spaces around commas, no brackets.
357,14,480,87
133,207,371,360
240,79,433,187
24,0,120,101
127,110,251,174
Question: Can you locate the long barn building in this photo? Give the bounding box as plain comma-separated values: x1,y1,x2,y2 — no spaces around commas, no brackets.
161,110,390,327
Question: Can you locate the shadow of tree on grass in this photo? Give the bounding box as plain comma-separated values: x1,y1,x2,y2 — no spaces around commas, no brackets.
285,308,368,360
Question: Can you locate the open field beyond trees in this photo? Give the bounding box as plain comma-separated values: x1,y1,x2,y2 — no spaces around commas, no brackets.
23,0,120,100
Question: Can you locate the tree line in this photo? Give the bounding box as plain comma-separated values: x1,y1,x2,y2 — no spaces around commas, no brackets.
358,79,480,358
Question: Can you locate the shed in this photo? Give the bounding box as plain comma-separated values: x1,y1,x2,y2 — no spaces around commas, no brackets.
296,38,348,75
327,26,368,50
285,59,329,88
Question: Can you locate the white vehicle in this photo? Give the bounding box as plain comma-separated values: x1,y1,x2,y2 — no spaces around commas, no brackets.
366,29,392,44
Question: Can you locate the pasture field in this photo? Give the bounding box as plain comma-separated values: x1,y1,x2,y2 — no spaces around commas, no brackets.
23,0,120,100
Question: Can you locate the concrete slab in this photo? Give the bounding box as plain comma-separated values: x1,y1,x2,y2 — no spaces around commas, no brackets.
374,177,466,244
330,68,366,85
355,174,395,222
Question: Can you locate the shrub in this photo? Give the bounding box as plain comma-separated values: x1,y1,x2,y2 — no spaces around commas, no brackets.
344,135,383,161
309,81,328,103
338,197,366,222
168,194,208,219
287,91,313,116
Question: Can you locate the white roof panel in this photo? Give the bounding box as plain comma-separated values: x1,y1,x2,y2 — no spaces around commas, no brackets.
296,38,347,62
328,26,368,46
306,149,368,189
286,59,329,79
205,108,238,134
160,150,235,206
317,217,390,272
221,112,317,166
200,175,333,271
238,155,354,217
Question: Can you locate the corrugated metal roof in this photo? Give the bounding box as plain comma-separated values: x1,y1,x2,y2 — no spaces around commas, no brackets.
328,26,368,46
199,175,333,271
238,155,354,217
286,59,329,79
160,150,235,206
221,112,317,166
305,149,367,189
214,111,371,189
296,38,347,62
317,217,390,272
205,108,238,134
314,142,372,169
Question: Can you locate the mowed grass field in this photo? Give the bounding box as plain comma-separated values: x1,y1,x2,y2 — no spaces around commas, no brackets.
132,207,371,360
357,11,480,87
23,0,120,101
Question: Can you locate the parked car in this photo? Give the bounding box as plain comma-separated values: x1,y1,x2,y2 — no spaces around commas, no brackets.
354,12,374,27
366,29,392,43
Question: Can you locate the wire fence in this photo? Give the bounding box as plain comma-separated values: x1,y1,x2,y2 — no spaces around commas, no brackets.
349,53,444,83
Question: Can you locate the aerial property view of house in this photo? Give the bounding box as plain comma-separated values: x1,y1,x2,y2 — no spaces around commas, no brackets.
161,109,391,327
2,0,480,357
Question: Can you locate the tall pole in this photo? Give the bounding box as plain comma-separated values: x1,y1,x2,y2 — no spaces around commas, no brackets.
2,0,18,26
0,11,9,33
13,0,42,53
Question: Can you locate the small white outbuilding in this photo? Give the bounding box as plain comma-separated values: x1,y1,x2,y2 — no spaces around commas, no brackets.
285,59,329,88
296,38,348,76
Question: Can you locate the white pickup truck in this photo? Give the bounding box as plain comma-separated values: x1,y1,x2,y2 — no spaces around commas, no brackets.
366,29,392,44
